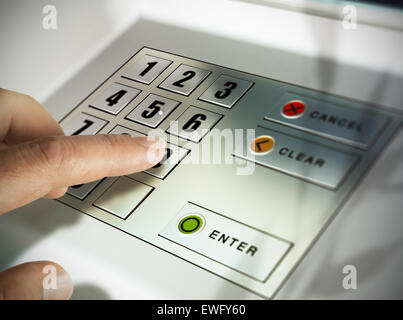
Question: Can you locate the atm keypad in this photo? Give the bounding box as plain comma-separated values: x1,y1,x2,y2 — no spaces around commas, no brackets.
58,47,401,299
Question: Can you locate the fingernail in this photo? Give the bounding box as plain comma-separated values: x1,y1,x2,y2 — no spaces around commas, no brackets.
43,269,74,300
135,136,166,164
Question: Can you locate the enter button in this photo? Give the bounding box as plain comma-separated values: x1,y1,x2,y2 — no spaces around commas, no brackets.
159,202,291,282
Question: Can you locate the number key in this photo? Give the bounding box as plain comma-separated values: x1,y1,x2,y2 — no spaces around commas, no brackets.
90,83,141,115
144,143,190,179
159,64,211,96
122,55,172,84
62,113,108,136
108,125,145,137
126,94,180,128
199,74,253,109
167,106,222,143
67,179,104,200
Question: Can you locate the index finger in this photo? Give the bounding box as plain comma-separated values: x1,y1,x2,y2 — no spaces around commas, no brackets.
0,134,165,214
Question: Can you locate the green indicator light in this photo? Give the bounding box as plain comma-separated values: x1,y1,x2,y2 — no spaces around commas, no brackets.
178,215,204,234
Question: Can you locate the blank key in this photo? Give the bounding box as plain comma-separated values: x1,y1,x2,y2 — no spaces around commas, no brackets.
93,177,154,219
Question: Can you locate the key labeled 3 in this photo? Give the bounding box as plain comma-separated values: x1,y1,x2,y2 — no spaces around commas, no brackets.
199,74,253,109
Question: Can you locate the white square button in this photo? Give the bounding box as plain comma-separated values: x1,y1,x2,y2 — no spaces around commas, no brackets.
93,177,153,219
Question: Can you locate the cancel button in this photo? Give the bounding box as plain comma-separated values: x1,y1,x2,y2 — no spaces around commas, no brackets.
265,92,388,149
159,202,291,282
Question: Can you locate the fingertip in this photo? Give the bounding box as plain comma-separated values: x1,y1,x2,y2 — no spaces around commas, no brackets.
133,136,167,165
44,187,68,199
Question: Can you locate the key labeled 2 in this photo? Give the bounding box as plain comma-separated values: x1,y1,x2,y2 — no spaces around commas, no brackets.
159,64,211,96
167,106,223,143
126,94,180,128
90,83,141,115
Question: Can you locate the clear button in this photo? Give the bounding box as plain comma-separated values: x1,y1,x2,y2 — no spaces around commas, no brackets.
233,127,359,190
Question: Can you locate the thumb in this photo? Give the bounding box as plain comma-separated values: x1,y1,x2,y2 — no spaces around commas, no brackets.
0,261,73,300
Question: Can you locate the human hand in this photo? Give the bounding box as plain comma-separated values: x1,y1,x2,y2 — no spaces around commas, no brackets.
0,88,165,299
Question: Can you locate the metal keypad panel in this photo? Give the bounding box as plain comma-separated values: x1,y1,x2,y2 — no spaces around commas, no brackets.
58,47,403,298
